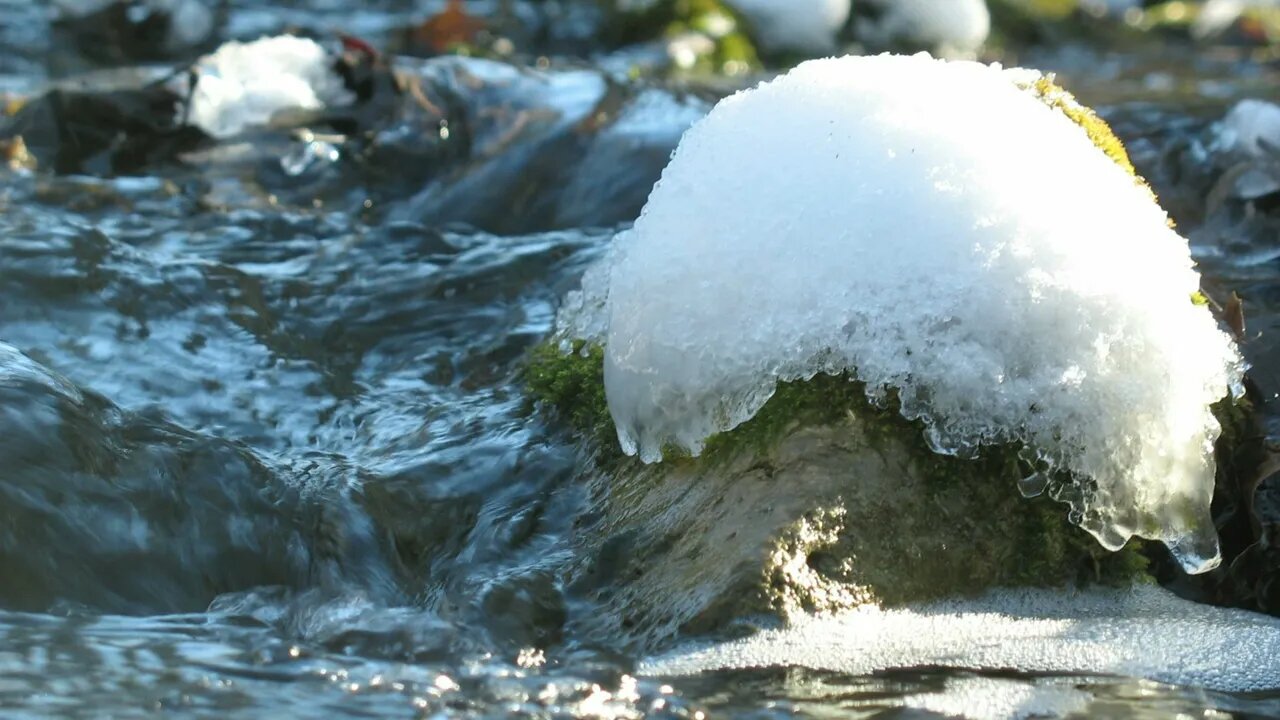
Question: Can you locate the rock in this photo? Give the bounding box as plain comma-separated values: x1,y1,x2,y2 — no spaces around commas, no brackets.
50,0,223,66
529,354,1149,650
0,78,201,174
568,56,1237,570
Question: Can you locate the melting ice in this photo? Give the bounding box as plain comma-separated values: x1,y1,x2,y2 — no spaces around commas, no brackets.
561,54,1244,573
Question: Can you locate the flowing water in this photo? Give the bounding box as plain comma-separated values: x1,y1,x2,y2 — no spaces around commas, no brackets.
1,1,1279,718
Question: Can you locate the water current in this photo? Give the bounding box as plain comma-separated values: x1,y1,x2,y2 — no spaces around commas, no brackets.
1,1,1279,717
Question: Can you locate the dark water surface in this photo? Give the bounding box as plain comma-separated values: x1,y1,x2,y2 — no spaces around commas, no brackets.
1,2,1280,718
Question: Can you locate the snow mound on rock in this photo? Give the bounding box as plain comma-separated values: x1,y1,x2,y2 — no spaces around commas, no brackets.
561,53,1242,573
179,35,353,139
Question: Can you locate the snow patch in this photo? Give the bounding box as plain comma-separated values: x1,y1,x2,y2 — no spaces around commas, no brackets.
177,36,353,139
1195,0,1280,37
640,585,1280,694
560,54,1242,573
729,0,851,54
1214,98,1280,159
855,0,990,57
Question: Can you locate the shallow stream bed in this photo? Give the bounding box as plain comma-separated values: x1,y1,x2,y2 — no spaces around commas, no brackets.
1,2,1280,718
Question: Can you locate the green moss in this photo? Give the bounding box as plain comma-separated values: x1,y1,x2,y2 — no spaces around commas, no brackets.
525,342,1152,599
701,374,873,462
524,340,614,449
847,444,1154,605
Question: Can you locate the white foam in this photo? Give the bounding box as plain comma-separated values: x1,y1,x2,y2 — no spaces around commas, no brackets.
640,585,1280,694
561,54,1243,572
177,36,353,139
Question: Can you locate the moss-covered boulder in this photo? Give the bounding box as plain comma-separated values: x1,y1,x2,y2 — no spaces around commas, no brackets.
520,57,1256,649
528,347,1149,649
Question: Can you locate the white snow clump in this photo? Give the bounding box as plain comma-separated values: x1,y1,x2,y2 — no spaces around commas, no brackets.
560,53,1243,573
1213,97,1280,159
1194,0,1280,37
177,35,353,139
855,0,991,58
728,0,851,54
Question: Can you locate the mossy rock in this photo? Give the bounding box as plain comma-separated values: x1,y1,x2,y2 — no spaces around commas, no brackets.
527,344,1151,649
523,74,1245,647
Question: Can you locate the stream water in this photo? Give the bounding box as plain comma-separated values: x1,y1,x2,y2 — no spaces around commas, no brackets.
1,1,1279,718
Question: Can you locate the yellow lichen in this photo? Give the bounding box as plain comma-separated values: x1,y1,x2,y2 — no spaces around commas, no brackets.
1020,74,1173,226
1025,75,1137,177
2,136,35,172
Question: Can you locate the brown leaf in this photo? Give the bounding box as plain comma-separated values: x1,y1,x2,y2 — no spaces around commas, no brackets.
413,0,486,54
1226,291,1246,341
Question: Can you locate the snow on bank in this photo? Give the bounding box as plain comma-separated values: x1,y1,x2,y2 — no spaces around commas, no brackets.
729,0,851,54
855,0,990,58
560,53,1242,573
640,585,1280,696
176,36,353,139
1213,97,1280,158
1195,0,1280,37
